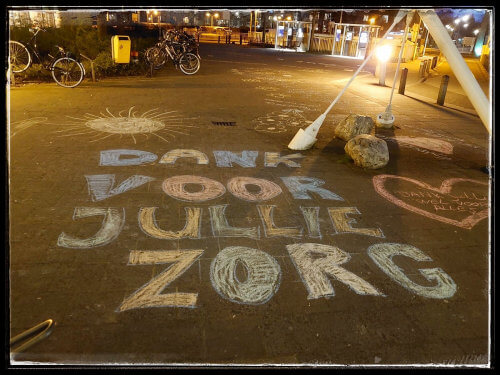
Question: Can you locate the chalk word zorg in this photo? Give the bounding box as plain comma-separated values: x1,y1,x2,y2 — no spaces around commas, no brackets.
116,242,456,311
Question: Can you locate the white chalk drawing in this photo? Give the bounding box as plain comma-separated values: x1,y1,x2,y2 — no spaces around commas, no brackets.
10,117,48,137
54,107,195,144
57,207,125,248
213,151,259,168
264,152,304,168
327,207,384,238
378,135,453,160
257,205,303,238
300,207,322,239
286,243,384,299
85,174,155,201
117,249,204,311
253,109,311,134
280,176,345,200
162,175,226,202
226,176,283,202
373,175,489,229
139,207,202,239
210,246,281,305
209,205,260,239
159,149,209,165
100,149,158,166
390,137,453,155
367,243,457,299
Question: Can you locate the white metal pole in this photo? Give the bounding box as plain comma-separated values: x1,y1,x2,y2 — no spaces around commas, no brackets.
332,24,338,55
288,9,409,150
418,9,490,133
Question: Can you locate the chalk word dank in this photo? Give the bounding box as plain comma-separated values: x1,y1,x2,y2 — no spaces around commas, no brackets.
116,242,456,311
99,149,305,168
57,205,383,246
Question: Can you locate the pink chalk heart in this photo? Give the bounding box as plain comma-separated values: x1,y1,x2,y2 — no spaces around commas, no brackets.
372,174,489,229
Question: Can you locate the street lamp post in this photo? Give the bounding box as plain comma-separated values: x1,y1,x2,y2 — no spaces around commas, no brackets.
376,44,392,86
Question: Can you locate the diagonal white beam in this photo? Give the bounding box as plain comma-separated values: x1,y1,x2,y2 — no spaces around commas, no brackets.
418,9,491,134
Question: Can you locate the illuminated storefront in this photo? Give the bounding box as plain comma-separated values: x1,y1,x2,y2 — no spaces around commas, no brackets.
275,20,313,52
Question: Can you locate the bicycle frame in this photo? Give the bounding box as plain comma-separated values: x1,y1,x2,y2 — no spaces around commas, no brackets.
19,29,69,70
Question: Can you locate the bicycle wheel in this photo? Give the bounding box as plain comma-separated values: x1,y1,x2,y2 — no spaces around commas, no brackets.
9,41,31,73
145,47,167,70
178,52,200,75
51,57,84,88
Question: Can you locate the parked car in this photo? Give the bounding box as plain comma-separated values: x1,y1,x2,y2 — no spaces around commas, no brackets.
199,26,231,36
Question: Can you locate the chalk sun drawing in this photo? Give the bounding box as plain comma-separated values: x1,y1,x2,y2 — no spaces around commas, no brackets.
53,107,196,144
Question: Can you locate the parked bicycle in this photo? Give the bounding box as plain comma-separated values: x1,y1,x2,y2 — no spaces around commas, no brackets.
145,29,200,75
9,26,85,88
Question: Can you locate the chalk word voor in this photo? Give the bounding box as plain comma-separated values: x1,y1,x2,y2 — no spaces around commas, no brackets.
116,242,456,311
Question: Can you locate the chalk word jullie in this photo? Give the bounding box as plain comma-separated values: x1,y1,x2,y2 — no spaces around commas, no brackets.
99,149,305,168
116,242,457,312
57,205,384,247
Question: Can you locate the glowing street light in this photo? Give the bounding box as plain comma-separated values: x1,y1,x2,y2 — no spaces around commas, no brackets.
474,29,479,35
369,18,375,25
463,23,469,28
454,18,460,24
286,16,292,21
461,14,470,22
375,44,392,86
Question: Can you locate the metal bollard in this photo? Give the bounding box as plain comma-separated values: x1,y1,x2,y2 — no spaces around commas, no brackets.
218,36,221,44
431,56,437,69
437,75,449,106
398,68,408,95
240,34,242,45
419,61,426,78
425,59,431,73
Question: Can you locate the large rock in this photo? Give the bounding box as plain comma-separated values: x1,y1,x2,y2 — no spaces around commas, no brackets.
344,134,389,169
334,114,374,141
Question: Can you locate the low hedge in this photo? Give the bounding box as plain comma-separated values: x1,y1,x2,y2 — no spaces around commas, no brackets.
9,25,159,82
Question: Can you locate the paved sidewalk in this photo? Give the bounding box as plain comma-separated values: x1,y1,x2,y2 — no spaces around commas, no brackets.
369,53,490,113
8,43,491,366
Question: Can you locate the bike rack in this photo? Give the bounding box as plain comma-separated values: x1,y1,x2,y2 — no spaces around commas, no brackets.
80,54,96,82
10,319,54,354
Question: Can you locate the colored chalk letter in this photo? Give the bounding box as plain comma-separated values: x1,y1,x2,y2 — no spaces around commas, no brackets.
286,243,383,299
210,246,281,305
209,205,260,239
264,152,304,168
258,205,303,238
57,207,125,248
367,243,457,299
139,207,202,239
227,176,282,202
280,176,344,200
85,174,155,202
213,151,258,167
159,149,210,165
162,175,226,202
118,249,204,311
328,207,384,238
100,149,157,166
300,207,322,238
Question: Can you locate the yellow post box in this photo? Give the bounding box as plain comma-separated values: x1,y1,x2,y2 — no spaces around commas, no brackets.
111,35,131,64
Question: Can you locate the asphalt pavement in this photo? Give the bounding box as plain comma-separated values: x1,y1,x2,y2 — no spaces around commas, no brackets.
8,43,491,366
